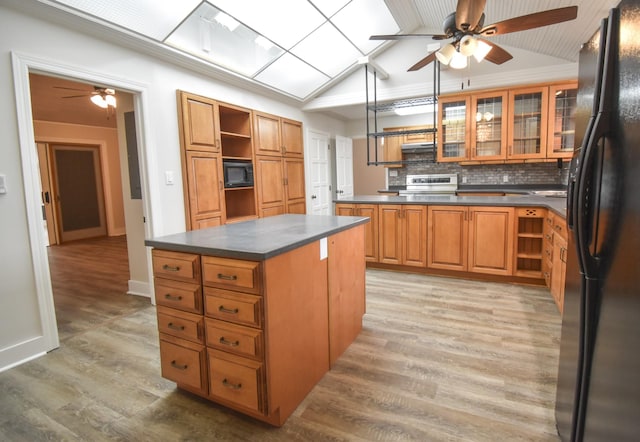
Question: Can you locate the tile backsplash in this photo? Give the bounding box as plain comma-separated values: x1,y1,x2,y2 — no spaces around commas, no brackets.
388,158,570,187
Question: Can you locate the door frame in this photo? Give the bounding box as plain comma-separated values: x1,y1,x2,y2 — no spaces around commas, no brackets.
305,128,332,215
11,51,159,361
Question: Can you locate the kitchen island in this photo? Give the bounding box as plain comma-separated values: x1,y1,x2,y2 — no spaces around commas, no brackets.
145,214,369,426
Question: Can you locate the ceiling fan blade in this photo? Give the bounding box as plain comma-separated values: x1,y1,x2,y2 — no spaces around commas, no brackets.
54,86,90,91
408,51,437,72
479,6,578,36
62,94,89,99
456,0,486,31
370,33,449,41
478,39,513,65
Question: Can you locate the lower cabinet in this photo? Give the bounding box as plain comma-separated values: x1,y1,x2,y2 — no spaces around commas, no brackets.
335,203,378,262
378,205,427,267
255,156,306,217
151,223,365,426
549,215,568,314
427,206,514,276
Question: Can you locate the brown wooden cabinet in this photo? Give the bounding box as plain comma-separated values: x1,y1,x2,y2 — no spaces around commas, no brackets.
514,207,546,279
427,206,514,276
184,151,225,229
382,127,403,167
378,205,427,267
335,203,379,262
438,96,471,162
178,93,220,153
547,81,578,159
151,222,366,426
507,86,549,159
254,111,305,217
549,215,568,314
471,90,508,160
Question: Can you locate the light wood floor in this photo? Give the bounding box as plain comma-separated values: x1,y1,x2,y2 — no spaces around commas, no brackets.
0,236,562,441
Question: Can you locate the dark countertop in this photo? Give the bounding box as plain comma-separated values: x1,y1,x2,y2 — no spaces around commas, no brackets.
336,194,567,218
145,214,370,261
382,184,566,195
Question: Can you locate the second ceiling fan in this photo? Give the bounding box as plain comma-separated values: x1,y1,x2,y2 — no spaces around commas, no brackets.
370,0,578,71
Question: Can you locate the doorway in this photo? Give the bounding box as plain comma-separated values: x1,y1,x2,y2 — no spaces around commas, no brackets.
37,143,108,244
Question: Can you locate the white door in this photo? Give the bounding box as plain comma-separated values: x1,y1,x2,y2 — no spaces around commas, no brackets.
335,135,354,199
307,130,331,215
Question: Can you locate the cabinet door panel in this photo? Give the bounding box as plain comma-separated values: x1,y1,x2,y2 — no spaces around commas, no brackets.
254,112,281,156
402,206,427,267
255,156,285,208
284,158,306,213
468,207,514,275
427,206,467,271
181,94,219,152
281,118,303,157
356,205,378,262
185,152,224,227
378,205,402,265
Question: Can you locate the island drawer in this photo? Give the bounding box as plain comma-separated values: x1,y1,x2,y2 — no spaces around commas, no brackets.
152,250,201,283
205,318,264,360
208,348,266,414
155,277,203,314
157,305,204,344
204,287,263,328
159,335,207,395
202,256,261,294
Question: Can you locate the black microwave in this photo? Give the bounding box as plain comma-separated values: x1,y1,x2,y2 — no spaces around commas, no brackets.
223,160,254,188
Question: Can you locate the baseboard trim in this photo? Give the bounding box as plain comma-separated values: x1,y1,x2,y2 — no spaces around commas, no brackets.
127,280,150,298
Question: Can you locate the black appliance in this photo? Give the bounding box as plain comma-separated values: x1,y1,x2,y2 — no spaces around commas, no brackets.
223,160,254,188
555,1,640,440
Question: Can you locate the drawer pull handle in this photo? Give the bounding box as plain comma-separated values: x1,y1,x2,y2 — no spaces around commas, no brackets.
162,264,180,272
218,305,239,315
222,378,242,390
219,337,240,347
164,294,183,301
167,322,185,331
217,273,238,281
171,360,188,370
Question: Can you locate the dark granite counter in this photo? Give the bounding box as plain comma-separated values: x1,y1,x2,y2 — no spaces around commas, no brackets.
335,194,567,218
145,214,369,261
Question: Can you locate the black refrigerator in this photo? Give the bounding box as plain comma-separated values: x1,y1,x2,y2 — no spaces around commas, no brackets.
555,0,640,441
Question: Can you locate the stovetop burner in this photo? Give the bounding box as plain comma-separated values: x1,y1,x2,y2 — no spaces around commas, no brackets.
399,173,458,195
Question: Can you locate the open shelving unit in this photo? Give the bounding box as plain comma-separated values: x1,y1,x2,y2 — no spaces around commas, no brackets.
514,207,545,278
218,103,257,222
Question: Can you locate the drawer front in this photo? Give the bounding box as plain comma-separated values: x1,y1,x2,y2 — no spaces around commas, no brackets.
553,218,567,240
202,257,261,294
155,277,202,314
157,307,204,344
152,250,200,283
160,339,207,393
205,319,263,360
208,349,266,413
204,287,262,328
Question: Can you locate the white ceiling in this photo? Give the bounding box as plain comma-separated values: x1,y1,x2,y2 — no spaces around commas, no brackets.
26,0,619,124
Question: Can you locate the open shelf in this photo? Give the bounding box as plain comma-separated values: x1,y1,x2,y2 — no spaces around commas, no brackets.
515,210,545,278
224,187,256,220
218,105,251,137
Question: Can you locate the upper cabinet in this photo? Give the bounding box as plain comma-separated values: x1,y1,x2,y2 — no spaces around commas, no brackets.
438,96,470,162
437,81,576,164
547,81,578,159
254,112,303,158
507,86,549,160
179,93,220,153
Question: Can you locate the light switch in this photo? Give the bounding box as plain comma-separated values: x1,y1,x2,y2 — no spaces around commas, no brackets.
165,171,174,185
0,174,6,194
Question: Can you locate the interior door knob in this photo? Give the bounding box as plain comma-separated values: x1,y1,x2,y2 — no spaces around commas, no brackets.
311,195,317,199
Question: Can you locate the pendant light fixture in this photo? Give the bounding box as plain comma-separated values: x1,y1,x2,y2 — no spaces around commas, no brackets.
90,88,117,109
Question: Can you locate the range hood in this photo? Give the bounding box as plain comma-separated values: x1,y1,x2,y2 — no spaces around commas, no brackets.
401,142,436,154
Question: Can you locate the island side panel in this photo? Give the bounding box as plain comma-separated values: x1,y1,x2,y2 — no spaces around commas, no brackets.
263,239,330,425
328,224,366,366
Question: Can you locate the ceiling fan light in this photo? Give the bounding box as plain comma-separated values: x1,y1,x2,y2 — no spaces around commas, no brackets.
459,35,478,57
473,40,492,62
105,94,117,107
435,43,456,65
449,51,468,69
90,94,108,108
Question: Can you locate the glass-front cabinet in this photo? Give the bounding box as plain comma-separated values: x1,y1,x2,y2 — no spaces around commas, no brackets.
508,86,549,159
470,91,507,160
438,96,470,162
547,82,578,158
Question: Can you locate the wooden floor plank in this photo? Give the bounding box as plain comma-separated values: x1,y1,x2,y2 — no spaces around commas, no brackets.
0,236,562,441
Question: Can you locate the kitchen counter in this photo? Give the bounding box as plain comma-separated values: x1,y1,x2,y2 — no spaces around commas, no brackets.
335,194,567,218
145,214,369,260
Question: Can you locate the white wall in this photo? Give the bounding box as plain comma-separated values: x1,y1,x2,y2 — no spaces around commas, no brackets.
0,1,347,370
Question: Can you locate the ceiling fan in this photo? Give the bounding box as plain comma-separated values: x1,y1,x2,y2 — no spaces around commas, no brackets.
55,85,117,108
370,0,578,71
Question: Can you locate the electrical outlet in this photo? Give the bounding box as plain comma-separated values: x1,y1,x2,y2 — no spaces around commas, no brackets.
389,170,398,177
503,175,509,183
462,176,467,184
